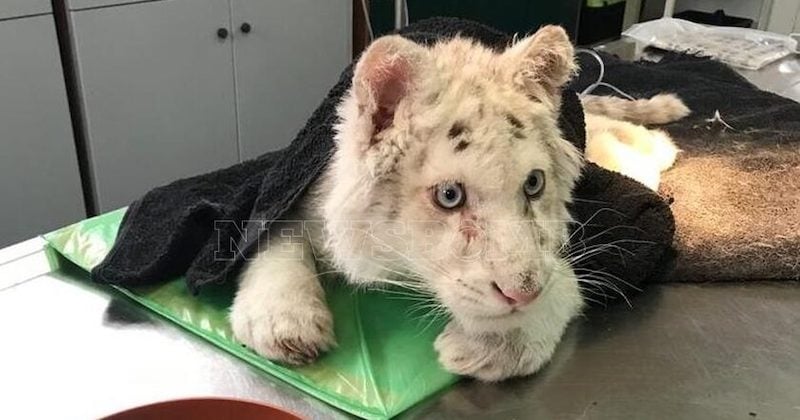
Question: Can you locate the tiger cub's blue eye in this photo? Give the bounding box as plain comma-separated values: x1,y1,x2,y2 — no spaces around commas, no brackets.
434,182,466,210
524,170,545,199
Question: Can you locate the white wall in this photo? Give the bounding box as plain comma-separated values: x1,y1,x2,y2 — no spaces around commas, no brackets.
674,0,765,25
766,0,800,34
641,0,800,33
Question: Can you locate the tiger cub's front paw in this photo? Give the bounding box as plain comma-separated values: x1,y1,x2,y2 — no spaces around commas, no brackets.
230,297,335,365
434,322,555,381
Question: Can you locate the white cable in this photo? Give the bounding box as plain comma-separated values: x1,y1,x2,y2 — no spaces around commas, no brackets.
359,0,407,43
663,0,676,17
394,0,403,30
593,82,636,101
576,48,636,101
360,0,374,42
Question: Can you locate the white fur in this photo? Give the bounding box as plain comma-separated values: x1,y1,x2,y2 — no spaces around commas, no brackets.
230,220,335,365
435,259,582,381
585,113,681,190
230,27,643,381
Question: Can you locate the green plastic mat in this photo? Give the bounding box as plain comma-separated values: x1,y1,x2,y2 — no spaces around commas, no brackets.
44,209,458,419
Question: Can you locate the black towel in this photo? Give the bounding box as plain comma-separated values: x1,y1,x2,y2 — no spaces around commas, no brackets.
93,17,675,302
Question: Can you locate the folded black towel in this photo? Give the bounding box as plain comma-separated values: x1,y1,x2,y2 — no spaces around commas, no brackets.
93,17,675,302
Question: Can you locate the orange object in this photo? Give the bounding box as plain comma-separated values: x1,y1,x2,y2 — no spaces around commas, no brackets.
102,398,303,420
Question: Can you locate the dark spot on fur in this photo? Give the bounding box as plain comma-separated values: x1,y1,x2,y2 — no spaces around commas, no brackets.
454,140,470,152
456,278,485,296
506,113,526,140
506,113,524,129
520,272,535,290
425,91,441,105
524,201,533,217
448,122,467,138
526,93,541,103
462,295,482,305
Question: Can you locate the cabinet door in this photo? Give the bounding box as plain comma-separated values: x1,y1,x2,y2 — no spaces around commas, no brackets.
0,1,51,20
231,0,352,160
69,0,155,11
0,15,85,247
72,0,239,211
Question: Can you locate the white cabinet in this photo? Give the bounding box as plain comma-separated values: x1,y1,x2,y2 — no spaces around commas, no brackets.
71,0,240,211
69,0,146,10
0,1,51,20
231,0,351,160
0,14,85,247
70,0,351,211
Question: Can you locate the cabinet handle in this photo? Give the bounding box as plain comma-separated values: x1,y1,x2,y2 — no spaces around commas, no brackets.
240,22,252,34
217,27,229,40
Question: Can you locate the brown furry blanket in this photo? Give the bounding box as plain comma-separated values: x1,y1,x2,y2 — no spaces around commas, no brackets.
662,121,800,281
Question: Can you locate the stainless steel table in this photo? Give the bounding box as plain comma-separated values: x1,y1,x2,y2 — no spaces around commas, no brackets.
1,238,798,419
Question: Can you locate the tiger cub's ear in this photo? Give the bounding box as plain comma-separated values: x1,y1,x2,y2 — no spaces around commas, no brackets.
353,35,428,144
503,25,576,109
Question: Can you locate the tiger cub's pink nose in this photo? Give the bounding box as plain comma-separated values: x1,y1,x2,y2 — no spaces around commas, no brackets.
491,281,540,306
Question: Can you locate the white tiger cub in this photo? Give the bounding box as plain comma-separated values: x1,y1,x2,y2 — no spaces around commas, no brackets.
230,26,687,381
